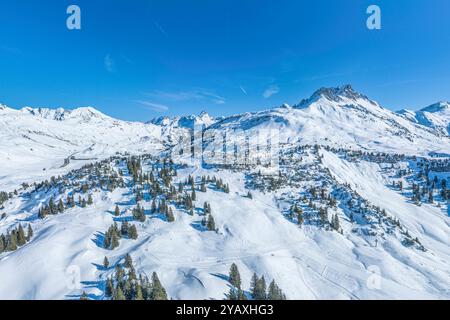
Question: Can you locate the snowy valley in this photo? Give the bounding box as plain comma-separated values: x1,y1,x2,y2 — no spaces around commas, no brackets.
0,86,449,300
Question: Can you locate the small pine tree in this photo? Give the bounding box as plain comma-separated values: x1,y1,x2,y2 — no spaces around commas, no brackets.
80,291,89,300
7,231,18,251
207,214,216,231
49,197,56,214
114,205,120,216
27,224,33,241
58,199,65,213
253,276,267,300
17,224,26,246
331,214,340,231
114,286,126,300
151,199,157,213
166,207,175,222
229,263,241,289
124,253,133,269
111,233,120,250
135,284,144,300
87,194,93,205
103,256,109,269
128,225,138,240
151,272,168,300
105,277,114,297
250,273,258,296
267,279,286,300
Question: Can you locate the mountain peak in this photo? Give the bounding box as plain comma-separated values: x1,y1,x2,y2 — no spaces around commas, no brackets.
20,106,109,122
311,84,364,101
295,85,376,109
420,101,450,113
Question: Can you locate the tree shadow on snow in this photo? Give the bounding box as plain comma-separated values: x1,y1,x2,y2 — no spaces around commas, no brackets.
66,280,105,300
113,216,134,223
91,231,105,248
190,221,208,232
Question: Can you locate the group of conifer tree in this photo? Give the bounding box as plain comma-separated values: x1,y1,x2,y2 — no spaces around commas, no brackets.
103,221,138,250
0,224,33,254
38,194,93,219
100,253,168,300
227,263,286,300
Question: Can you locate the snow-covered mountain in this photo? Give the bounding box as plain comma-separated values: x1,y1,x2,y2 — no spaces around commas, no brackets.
0,105,164,191
150,111,216,129
207,85,450,156
0,85,449,300
397,101,450,136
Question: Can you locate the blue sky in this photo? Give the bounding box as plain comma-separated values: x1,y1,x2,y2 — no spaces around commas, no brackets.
0,0,449,121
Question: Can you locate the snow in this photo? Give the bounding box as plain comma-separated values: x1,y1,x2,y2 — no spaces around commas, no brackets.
0,86,449,300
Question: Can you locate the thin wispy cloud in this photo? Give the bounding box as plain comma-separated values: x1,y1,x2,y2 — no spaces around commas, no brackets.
263,84,280,98
121,54,133,64
104,54,116,73
240,86,248,95
135,100,169,112
1,45,23,56
145,89,226,105
153,21,168,37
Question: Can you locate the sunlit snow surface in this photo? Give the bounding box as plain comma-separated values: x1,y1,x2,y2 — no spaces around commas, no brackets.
0,87,449,300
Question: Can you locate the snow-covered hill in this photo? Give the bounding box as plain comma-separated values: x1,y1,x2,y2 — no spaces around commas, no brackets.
397,101,450,136
0,105,164,191
0,85,449,300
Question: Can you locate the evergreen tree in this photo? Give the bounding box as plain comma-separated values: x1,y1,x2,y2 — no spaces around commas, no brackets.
7,232,17,251
151,199,157,213
331,214,340,231
267,279,286,300
80,291,89,300
124,253,133,269
111,233,120,250
103,256,110,269
297,211,304,226
114,205,120,216
69,195,75,208
87,194,93,205
49,197,56,215
250,273,258,296
253,276,267,300
128,225,138,240
105,277,114,297
135,284,144,300
17,224,26,246
166,207,175,222
207,214,216,231
0,236,5,253
114,286,126,300
227,287,239,300
58,199,65,213
151,272,168,300
229,263,241,289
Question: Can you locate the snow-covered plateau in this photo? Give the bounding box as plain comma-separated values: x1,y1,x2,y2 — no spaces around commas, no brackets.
0,85,449,300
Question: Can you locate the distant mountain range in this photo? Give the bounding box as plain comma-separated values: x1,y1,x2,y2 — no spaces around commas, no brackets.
0,85,449,189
